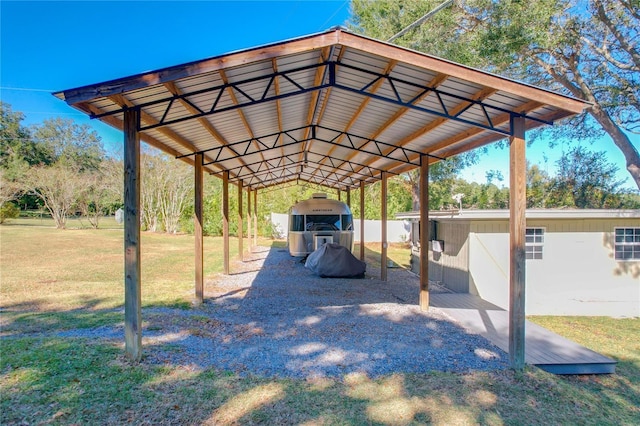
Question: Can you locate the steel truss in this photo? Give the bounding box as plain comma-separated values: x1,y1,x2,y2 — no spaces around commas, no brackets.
93,61,550,135
182,124,416,189
216,148,393,190
246,169,368,191
180,124,426,166
227,152,387,184
93,55,548,190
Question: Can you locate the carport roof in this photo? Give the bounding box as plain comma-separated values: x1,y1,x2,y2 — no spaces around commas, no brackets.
54,27,590,191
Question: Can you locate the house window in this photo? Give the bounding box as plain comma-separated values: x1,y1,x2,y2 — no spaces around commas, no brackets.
614,227,640,261
526,228,544,260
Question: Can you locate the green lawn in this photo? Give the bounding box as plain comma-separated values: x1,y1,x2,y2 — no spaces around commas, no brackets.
1,219,638,425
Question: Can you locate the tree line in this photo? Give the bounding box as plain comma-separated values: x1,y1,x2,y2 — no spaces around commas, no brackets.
1,102,638,231
4,1,640,230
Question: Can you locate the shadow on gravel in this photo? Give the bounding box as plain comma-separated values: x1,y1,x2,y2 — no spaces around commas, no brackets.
141,244,510,378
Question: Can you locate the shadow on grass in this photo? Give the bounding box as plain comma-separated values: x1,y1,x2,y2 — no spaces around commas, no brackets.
2,335,639,425
0,295,191,337
0,296,123,336
2,240,639,424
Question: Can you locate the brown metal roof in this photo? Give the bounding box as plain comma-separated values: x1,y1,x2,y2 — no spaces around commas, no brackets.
54,27,590,191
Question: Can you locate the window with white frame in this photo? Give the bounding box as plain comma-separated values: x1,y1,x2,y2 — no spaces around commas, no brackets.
614,227,640,261
525,228,544,260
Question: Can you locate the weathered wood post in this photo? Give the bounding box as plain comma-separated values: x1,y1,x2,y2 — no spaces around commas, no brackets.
381,171,388,281
238,180,244,262
194,152,204,305
247,188,252,251
223,171,230,275
124,108,141,361
419,155,429,310
509,114,526,370
253,190,258,246
360,180,365,261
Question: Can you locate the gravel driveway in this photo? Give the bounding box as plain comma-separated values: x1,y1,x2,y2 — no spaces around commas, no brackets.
62,246,509,378
139,246,510,378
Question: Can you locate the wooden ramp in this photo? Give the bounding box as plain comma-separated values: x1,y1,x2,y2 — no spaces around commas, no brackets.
431,293,616,374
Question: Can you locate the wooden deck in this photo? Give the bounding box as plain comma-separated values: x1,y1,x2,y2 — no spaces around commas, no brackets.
431,293,616,374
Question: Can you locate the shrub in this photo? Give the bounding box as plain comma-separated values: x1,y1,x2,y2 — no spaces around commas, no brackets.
0,202,20,224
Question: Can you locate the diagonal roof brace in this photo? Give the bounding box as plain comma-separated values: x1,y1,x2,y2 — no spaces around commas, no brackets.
88,60,553,138
228,157,387,184
220,155,394,190
249,170,360,191
179,125,442,171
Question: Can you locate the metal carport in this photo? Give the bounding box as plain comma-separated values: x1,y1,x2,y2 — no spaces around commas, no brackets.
54,27,590,368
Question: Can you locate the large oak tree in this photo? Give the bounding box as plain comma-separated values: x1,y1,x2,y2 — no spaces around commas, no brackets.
349,0,640,190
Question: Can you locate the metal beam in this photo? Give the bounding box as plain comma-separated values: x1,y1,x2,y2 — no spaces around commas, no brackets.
331,62,552,134
248,169,357,190
94,60,549,136
194,125,426,172
225,149,395,185
112,63,333,131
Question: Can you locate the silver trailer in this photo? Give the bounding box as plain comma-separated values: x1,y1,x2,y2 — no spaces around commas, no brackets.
288,193,354,257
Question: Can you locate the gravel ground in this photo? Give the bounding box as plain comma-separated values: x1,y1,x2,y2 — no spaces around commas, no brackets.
59,246,509,378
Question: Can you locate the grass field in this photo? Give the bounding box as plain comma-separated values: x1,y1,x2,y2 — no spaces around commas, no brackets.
1,218,639,425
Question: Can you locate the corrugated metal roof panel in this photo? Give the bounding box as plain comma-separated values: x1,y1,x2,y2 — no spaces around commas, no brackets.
55,28,589,190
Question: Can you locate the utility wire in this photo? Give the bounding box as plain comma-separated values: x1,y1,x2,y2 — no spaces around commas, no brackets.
0,86,55,92
387,0,454,43
317,0,350,31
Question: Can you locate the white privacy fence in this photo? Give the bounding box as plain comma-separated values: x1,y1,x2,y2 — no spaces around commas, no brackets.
269,213,410,243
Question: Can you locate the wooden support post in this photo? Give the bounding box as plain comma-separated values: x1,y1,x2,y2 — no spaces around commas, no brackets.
360,180,365,261
337,188,341,201
253,190,258,246
247,188,252,252
124,108,141,361
194,153,204,305
238,180,244,262
509,115,527,370
346,188,351,208
381,172,388,281
419,156,429,311
223,171,230,275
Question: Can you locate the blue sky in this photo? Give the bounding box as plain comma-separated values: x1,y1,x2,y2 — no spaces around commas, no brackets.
2,1,637,190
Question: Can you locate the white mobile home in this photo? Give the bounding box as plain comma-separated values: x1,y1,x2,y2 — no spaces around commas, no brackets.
397,209,640,317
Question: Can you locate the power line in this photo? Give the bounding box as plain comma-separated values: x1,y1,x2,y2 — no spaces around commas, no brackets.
387,0,454,43
0,86,55,92
317,0,350,31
